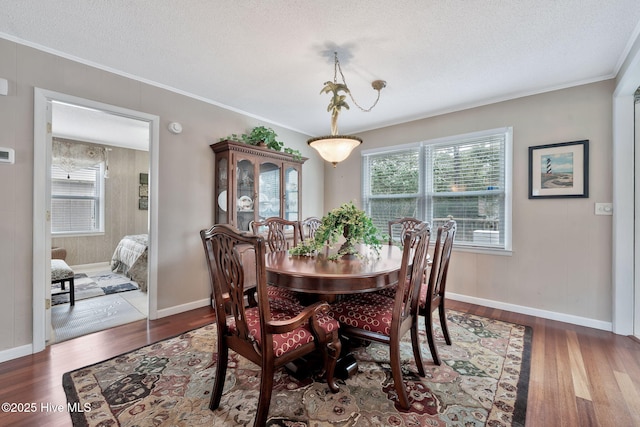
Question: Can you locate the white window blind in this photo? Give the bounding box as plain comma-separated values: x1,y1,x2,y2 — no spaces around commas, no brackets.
362,128,512,251
362,147,422,234
51,163,105,234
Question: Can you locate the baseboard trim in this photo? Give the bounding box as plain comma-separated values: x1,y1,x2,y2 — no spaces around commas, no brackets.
156,298,210,319
0,343,33,363
447,293,613,332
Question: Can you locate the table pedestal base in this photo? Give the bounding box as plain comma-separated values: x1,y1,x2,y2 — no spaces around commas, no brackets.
285,335,365,381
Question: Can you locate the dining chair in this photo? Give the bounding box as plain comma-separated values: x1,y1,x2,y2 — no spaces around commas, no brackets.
251,217,303,252
377,217,426,299
330,222,432,410
419,220,456,365
301,216,322,240
200,224,340,426
387,216,423,246
251,217,303,302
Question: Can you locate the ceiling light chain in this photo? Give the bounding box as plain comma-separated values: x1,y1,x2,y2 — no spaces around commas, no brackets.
333,51,386,112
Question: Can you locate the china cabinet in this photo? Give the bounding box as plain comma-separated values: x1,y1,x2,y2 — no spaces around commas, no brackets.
210,140,306,231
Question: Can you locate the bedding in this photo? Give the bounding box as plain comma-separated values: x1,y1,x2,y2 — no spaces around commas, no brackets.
111,234,148,292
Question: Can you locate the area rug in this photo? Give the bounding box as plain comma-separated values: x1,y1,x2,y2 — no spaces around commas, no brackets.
52,271,139,305
63,310,531,426
52,294,147,343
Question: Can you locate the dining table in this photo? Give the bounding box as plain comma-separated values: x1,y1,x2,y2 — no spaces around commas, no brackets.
264,243,407,378
265,243,405,296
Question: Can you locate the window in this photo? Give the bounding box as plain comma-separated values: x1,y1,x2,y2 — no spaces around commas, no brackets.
362,127,512,251
51,163,105,235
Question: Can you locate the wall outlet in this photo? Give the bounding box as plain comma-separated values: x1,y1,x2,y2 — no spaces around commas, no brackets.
595,203,613,215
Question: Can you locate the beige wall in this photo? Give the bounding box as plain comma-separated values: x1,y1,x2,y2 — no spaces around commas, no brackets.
52,142,149,266
0,34,616,356
325,80,614,325
0,38,324,353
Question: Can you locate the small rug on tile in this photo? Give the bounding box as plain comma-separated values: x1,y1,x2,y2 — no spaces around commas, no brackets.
62,310,531,426
52,294,146,343
52,271,139,305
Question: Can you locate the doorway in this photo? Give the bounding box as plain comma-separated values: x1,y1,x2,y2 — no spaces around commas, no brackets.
635,90,640,340
33,89,160,351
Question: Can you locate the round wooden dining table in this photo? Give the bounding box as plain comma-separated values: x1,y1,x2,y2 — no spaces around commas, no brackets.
265,243,405,296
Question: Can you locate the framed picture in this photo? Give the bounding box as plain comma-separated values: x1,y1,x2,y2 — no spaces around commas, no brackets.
139,173,148,185
139,197,148,210
528,140,589,199
139,184,148,197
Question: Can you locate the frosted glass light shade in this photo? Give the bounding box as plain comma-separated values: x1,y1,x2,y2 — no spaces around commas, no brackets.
307,135,362,167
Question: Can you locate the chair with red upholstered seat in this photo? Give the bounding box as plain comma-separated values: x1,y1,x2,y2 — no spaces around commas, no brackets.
251,217,303,252
251,217,303,302
419,220,456,366
377,217,426,299
330,222,431,410
388,216,423,246
301,216,322,240
200,224,340,426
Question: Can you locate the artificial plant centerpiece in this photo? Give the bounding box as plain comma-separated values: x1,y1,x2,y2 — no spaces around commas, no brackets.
290,201,386,260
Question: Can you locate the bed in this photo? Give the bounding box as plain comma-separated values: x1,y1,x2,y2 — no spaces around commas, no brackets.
111,234,148,292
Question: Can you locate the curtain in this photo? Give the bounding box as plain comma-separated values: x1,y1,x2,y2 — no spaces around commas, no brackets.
52,139,109,177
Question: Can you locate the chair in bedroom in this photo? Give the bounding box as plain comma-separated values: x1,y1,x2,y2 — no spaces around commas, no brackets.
201,224,340,426
330,222,431,410
251,217,303,252
51,259,75,306
419,220,457,365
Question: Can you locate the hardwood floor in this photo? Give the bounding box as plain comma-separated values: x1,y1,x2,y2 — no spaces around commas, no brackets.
1,300,639,426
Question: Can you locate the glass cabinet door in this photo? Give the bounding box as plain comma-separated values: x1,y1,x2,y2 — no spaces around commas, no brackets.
258,162,281,221
284,167,299,221
236,159,255,231
216,157,228,224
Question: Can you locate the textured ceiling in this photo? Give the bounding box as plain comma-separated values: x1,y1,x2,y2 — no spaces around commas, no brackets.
2,1,640,138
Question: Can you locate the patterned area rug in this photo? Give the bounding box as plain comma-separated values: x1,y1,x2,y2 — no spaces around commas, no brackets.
63,310,531,426
52,271,139,305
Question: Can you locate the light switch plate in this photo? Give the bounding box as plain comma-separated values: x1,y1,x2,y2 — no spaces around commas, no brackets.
595,203,613,215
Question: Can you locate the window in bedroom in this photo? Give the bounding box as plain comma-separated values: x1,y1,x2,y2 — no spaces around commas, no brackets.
51,163,105,235
362,127,512,252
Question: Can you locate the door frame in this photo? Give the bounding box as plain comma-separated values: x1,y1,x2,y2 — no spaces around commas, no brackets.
33,88,160,352
612,32,640,337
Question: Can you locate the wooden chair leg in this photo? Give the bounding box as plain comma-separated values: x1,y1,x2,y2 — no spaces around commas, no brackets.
69,277,75,306
410,322,425,377
425,310,441,366
324,330,341,393
389,339,410,410
439,304,451,345
209,341,228,410
254,365,275,427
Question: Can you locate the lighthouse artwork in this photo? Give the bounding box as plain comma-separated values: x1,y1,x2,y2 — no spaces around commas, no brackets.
528,140,588,199
541,152,574,189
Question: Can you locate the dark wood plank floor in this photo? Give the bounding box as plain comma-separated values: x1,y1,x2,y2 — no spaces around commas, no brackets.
1,300,639,426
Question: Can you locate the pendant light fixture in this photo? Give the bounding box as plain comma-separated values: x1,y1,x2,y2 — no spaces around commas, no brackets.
308,51,386,167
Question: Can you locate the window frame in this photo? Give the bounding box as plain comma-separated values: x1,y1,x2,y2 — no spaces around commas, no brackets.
362,127,512,253
51,162,106,237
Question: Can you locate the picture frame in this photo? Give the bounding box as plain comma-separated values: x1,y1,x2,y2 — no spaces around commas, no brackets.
528,140,589,199
139,173,148,185
139,184,148,197
138,197,148,210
